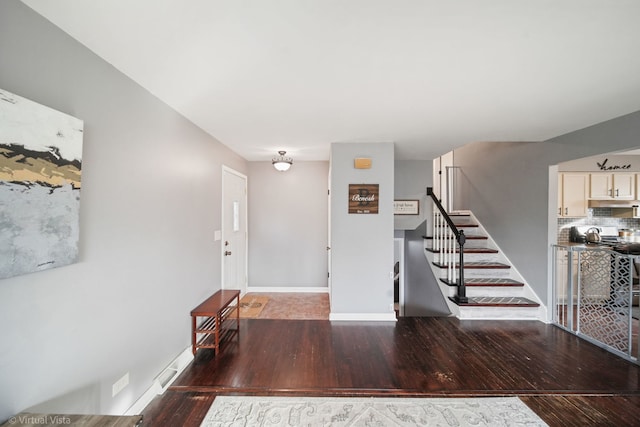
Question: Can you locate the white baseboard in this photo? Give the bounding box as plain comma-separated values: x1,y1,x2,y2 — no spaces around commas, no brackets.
247,286,329,293
125,346,193,415
329,312,397,322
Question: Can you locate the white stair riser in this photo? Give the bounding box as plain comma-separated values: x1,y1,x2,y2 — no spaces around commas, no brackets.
466,287,524,298
432,252,501,263
464,241,493,249
438,269,512,279
435,227,483,236
427,241,493,250
458,306,540,320
429,241,491,247
426,239,489,248
443,286,523,298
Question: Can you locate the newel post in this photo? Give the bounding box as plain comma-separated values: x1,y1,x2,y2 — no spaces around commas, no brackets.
455,230,468,303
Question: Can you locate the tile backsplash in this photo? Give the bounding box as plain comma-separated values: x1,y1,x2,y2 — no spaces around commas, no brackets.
557,208,640,242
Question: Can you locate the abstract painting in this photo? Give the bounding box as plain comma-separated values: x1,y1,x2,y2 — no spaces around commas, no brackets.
0,88,84,279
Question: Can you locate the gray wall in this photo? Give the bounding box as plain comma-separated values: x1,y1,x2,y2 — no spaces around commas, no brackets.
248,161,329,288
394,160,433,230
330,143,395,316
0,1,247,421
403,222,451,317
452,110,640,305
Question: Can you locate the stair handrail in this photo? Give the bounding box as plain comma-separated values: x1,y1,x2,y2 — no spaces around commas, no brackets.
427,187,468,303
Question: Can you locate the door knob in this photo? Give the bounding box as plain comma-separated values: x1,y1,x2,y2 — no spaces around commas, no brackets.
224,251,232,256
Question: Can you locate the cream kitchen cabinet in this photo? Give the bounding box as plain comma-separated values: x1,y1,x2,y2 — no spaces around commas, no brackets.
589,172,636,200
558,173,588,217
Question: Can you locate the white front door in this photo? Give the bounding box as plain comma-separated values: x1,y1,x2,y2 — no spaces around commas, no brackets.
222,166,247,294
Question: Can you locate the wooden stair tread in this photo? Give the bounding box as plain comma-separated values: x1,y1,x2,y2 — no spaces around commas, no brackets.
440,278,524,287
448,296,540,307
426,247,498,254
436,223,479,228
423,235,488,240
432,261,510,269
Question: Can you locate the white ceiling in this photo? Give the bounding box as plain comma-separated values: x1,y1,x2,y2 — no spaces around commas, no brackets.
21,0,640,161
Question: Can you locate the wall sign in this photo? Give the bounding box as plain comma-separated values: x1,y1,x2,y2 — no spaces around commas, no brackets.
394,200,419,215
597,158,631,170
349,184,379,214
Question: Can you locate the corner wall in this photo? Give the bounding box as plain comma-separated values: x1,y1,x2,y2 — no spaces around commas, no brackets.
0,1,247,420
329,143,395,319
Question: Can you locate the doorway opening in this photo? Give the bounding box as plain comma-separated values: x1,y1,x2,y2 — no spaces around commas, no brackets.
394,237,405,317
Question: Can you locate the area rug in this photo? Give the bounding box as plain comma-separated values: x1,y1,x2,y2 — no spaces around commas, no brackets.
256,293,330,320
200,396,548,426
238,295,270,318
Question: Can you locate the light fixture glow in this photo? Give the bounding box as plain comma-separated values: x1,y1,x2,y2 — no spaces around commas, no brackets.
272,150,293,172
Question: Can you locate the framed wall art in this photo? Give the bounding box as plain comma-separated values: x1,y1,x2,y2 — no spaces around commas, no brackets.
394,200,420,215
0,88,84,279
348,184,379,214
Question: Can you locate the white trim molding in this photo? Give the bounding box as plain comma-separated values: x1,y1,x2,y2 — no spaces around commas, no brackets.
247,286,329,293
125,346,193,415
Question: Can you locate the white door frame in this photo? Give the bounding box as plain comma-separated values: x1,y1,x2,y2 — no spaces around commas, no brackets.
327,171,332,310
394,237,405,317
221,165,248,294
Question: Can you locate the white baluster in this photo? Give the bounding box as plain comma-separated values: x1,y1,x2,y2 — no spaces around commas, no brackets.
447,228,453,283
433,206,438,251
438,213,444,264
444,225,449,281
440,213,445,272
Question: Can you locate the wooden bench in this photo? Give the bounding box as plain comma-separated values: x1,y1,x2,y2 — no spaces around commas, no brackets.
190,289,240,355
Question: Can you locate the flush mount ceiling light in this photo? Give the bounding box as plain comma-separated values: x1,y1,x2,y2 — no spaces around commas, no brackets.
272,150,293,172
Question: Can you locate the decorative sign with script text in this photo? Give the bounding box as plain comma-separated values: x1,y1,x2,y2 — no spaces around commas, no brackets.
596,158,632,171
349,184,379,214
394,200,419,215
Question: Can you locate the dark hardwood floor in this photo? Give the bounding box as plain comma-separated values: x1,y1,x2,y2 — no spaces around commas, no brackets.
143,318,640,426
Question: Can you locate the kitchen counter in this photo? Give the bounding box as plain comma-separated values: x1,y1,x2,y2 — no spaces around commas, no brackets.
556,241,613,249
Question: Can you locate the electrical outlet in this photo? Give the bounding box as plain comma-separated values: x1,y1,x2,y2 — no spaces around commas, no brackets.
112,372,129,397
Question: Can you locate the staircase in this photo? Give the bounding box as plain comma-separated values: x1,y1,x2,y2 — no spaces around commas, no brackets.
424,212,543,320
